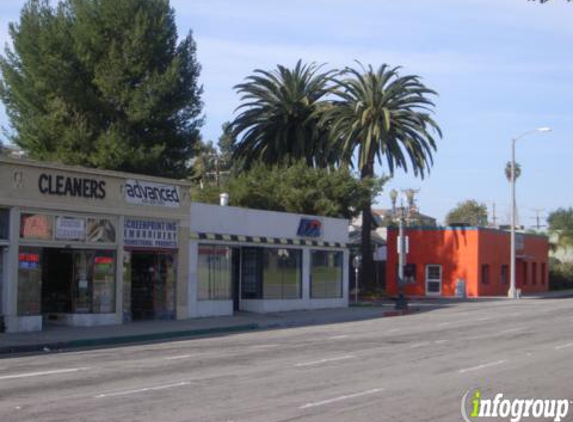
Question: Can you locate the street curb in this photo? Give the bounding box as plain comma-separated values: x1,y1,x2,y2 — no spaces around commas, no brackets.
0,323,260,356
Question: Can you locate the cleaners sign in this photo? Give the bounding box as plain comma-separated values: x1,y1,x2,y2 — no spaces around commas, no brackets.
124,179,180,208
124,219,178,249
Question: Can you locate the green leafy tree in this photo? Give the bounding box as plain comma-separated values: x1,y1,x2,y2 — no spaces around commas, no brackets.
218,121,236,170
193,161,385,219
0,0,203,178
445,200,488,227
548,208,573,250
322,63,441,288
231,60,337,169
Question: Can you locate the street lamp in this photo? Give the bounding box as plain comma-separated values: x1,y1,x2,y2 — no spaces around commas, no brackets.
509,127,552,298
390,189,410,310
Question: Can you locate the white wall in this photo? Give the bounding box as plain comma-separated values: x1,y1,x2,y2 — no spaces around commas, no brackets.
190,203,349,244
188,203,350,317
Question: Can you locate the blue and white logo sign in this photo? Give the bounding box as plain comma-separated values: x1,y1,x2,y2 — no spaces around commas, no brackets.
297,218,322,238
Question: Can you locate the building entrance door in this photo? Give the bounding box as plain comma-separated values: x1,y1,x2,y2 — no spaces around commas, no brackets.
232,249,241,311
42,249,74,315
130,252,176,320
0,248,4,317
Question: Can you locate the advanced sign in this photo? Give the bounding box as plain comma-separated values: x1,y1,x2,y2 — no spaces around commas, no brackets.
124,179,180,208
124,219,178,249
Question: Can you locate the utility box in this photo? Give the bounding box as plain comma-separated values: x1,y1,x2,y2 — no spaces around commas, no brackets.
455,279,467,299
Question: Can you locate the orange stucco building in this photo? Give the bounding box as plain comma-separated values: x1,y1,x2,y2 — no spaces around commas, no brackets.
386,227,549,297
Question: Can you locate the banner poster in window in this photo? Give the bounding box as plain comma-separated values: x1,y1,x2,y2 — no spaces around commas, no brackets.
20,213,52,240
124,179,180,208
87,218,116,243
124,219,178,249
55,216,86,241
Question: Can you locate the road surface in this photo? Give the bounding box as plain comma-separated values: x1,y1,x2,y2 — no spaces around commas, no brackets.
1,298,572,421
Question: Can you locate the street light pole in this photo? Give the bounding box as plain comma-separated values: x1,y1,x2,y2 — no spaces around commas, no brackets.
396,202,407,309
509,137,517,299
509,127,552,299
390,188,409,310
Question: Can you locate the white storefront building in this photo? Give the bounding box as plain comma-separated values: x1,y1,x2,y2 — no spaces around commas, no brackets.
0,157,349,333
188,203,349,317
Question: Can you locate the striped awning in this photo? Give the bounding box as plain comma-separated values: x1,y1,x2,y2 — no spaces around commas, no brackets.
190,232,346,248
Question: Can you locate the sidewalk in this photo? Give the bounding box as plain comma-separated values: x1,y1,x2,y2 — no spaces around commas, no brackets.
369,289,573,304
0,305,418,356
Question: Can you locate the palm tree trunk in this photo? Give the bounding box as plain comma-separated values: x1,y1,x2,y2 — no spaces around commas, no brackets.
360,164,375,294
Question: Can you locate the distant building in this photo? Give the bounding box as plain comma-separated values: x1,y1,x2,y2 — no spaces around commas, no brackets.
348,208,437,291
386,227,549,298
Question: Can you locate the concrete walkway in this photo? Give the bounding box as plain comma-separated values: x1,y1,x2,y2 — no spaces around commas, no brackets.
0,306,416,355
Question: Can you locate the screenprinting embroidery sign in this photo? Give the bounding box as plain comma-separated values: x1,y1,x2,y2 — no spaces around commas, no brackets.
124,219,178,249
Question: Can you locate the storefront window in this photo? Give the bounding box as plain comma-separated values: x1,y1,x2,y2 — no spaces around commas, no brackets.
92,252,116,313
0,209,9,240
20,213,53,240
72,251,93,313
55,216,86,241
87,218,116,243
197,245,232,300
17,248,42,316
263,248,301,299
311,250,343,298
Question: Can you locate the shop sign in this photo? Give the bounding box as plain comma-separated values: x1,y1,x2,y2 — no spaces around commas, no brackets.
55,217,86,241
19,252,40,269
20,213,52,240
124,179,180,208
38,173,106,199
297,218,322,238
124,219,178,248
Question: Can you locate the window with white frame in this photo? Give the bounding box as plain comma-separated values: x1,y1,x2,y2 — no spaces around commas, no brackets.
426,264,442,294
197,244,232,300
311,250,343,298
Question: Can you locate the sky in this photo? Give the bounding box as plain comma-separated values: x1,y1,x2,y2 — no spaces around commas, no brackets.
0,0,571,226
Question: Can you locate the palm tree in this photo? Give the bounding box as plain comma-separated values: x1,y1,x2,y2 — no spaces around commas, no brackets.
323,63,442,290
504,161,522,182
231,60,337,168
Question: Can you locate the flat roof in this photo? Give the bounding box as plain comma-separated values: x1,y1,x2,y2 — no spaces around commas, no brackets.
386,225,549,239
0,156,193,187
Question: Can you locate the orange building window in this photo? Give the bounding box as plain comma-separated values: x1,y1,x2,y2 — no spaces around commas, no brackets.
481,265,490,285
500,265,508,284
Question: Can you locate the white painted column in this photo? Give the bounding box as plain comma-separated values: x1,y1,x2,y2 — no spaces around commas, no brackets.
302,248,311,302
5,207,20,332
187,241,198,318
342,249,350,304
114,215,125,324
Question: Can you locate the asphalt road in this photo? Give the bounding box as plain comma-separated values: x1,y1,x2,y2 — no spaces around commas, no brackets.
1,298,573,422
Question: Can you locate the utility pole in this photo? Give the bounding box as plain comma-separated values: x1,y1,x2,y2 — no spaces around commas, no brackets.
491,202,497,227
390,188,418,310
531,208,545,230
